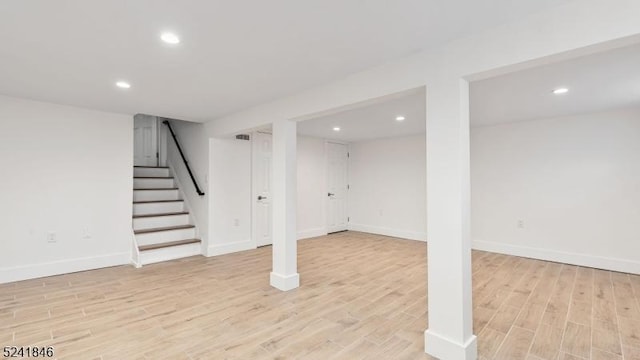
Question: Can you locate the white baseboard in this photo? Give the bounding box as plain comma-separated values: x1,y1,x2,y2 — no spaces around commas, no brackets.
348,223,427,242
270,272,300,291
425,330,477,360
473,239,640,275
207,239,256,257
298,227,327,240
0,252,131,284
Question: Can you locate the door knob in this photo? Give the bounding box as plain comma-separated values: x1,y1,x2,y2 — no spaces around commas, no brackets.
258,195,267,200
328,192,335,196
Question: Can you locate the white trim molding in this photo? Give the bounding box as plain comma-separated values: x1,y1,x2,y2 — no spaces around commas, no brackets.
131,230,142,269
298,227,327,240
207,240,256,257
473,239,640,275
166,161,206,245
425,329,478,360
0,252,131,284
348,223,427,242
270,272,300,291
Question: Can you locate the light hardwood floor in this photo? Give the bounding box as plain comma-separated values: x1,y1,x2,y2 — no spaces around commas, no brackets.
1,231,640,359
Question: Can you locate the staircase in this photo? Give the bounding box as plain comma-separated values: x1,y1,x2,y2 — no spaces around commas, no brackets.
132,166,202,265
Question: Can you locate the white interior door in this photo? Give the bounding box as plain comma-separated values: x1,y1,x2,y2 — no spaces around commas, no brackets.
133,115,158,166
327,142,349,233
253,132,273,247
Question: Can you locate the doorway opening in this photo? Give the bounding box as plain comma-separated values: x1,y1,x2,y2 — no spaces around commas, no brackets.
133,114,169,167
247,87,427,248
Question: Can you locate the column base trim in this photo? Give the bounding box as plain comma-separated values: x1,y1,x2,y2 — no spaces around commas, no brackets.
425,329,477,360
270,272,300,291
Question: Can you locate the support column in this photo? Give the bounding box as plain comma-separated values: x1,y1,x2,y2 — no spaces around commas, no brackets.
270,119,300,291
424,78,477,360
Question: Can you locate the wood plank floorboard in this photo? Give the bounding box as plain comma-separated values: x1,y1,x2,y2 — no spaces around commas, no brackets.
1,231,639,359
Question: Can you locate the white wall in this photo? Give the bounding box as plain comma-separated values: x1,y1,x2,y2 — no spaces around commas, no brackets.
166,120,209,247
297,136,327,239
471,107,640,274
206,134,327,255
207,137,253,255
348,135,427,241
0,95,133,283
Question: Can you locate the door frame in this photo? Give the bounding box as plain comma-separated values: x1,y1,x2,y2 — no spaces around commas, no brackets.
325,140,350,234
156,117,168,167
133,114,159,167
251,131,273,248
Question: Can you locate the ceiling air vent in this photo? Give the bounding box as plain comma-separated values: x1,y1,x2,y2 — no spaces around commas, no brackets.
236,134,250,141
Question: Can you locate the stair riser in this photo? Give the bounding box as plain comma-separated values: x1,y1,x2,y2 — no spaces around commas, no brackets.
135,228,196,246
134,178,175,189
134,167,170,177
133,215,191,231
139,242,202,265
133,189,180,202
133,202,184,215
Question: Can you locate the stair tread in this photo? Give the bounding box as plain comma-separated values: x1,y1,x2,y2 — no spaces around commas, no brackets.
134,199,184,204
134,176,174,179
134,166,169,169
133,188,179,191
134,224,195,234
133,211,189,219
138,239,201,251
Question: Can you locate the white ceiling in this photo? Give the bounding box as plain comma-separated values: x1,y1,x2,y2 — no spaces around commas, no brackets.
0,0,571,122
300,43,640,141
471,43,640,126
298,89,425,142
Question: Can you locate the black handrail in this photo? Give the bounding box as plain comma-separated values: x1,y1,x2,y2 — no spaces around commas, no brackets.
163,120,205,196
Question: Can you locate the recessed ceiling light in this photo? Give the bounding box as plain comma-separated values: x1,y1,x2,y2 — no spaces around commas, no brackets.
553,87,569,95
161,32,180,44
333,127,341,132
396,116,406,121
115,81,131,89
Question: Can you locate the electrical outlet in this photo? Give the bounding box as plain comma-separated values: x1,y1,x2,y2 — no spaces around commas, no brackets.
82,227,91,240
47,231,57,243
234,219,240,227
517,220,524,229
